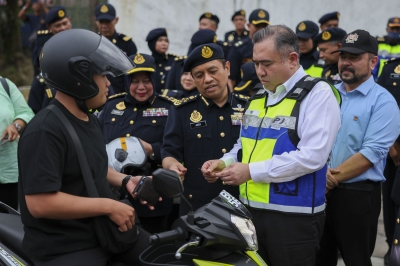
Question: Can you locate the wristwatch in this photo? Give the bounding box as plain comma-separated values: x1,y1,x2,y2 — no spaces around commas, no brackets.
120,175,132,197
14,122,21,132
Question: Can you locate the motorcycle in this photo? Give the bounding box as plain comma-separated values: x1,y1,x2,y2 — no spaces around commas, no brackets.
140,168,267,266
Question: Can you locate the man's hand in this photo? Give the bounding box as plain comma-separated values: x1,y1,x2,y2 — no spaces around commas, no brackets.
108,200,135,232
326,168,339,191
214,162,251,186
389,145,400,166
126,176,162,210
168,162,187,181
201,160,226,183
1,124,19,142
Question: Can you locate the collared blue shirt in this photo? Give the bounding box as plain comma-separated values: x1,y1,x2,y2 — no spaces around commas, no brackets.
330,76,400,183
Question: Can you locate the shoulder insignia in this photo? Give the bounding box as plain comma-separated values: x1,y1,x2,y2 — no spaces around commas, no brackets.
377,37,385,42
45,88,53,99
167,53,179,58
122,35,132,41
234,93,250,100
37,30,49,35
107,92,127,100
157,94,177,103
172,95,198,107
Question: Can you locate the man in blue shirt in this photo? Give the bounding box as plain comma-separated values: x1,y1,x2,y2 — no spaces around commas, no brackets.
316,30,400,266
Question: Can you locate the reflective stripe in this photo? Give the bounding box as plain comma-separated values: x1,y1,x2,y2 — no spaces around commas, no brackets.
119,137,127,151
239,195,325,214
242,115,296,130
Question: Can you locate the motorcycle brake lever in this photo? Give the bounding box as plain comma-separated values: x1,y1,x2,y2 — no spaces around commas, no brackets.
175,237,200,259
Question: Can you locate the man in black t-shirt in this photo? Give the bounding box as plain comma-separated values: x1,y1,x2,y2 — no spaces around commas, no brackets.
18,29,152,265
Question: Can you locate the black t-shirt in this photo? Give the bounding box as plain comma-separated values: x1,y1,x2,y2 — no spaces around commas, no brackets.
18,99,114,261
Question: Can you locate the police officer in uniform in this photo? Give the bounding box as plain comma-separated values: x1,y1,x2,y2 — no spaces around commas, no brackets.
233,61,261,96
224,10,249,46
161,43,249,215
95,3,137,94
198,12,219,31
314,27,347,84
146,28,177,94
296,20,325,77
99,53,174,233
318,11,340,31
227,8,270,89
373,17,400,80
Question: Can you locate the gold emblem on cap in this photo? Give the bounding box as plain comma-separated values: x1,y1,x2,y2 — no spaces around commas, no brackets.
58,10,65,18
298,22,306,31
201,46,213,59
116,102,126,110
394,65,400,74
190,110,202,123
337,12,340,18
39,51,44,60
322,31,332,41
228,35,234,41
133,54,145,64
100,4,109,13
395,18,400,23
258,10,266,18
205,12,212,18
213,35,217,43
346,33,359,43
240,10,245,16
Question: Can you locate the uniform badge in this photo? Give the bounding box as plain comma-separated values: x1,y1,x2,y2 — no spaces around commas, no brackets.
116,102,126,110
395,18,400,23
100,4,109,13
325,70,331,78
213,35,217,43
228,35,234,42
346,33,358,43
205,13,212,18
232,104,244,112
337,12,340,18
143,108,168,117
240,10,245,16
190,110,202,122
353,116,358,121
201,46,213,59
298,22,306,31
58,10,65,18
164,66,171,71
322,31,331,41
134,54,145,64
111,109,124,116
258,10,266,18
231,113,243,125
394,65,400,74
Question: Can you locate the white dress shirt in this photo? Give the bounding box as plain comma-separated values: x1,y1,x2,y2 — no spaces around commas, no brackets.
221,66,341,183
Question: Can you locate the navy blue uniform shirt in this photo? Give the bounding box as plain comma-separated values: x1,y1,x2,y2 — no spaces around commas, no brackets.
227,38,253,84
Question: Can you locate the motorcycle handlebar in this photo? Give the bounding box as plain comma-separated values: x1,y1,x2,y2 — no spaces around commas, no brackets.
149,227,186,245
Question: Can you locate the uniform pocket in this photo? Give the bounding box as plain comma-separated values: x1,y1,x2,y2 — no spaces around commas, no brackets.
274,179,299,196
185,127,212,157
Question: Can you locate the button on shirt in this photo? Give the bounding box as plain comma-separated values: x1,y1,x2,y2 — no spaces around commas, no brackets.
330,76,400,183
222,67,341,183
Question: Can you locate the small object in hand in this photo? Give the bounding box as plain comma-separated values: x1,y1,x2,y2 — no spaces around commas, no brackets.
0,135,9,146
132,176,160,206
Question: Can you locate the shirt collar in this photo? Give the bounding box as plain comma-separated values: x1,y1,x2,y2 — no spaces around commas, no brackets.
335,75,375,96
200,87,232,108
265,66,306,98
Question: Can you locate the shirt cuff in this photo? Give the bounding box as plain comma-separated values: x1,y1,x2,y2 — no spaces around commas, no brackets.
249,161,270,183
359,148,381,166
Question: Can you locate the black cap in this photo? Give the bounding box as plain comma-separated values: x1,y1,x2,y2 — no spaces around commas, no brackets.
314,28,347,44
331,29,378,55
318,12,340,24
388,17,400,28
199,12,220,25
249,9,270,25
191,29,217,46
231,10,246,21
146,28,168,42
234,62,260,92
45,6,67,25
296,20,319,39
128,53,156,74
95,3,116,21
184,43,225,72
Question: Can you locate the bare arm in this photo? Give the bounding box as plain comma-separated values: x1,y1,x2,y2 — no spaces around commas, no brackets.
332,153,373,183
18,0,30,20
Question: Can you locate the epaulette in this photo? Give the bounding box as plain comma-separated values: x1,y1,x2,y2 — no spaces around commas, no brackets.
233,93,250,101
37,30,50,35
118,33,132,42
167,53,179,58
376,37,385,43
157,94,177,103
171,95,198,107
234,41,243,47
108,92,127,100
174,55,188,61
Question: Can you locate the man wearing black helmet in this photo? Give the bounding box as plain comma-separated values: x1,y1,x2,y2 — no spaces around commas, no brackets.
18,29,151,265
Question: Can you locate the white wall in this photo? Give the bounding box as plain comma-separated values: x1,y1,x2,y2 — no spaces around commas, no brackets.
109,0,400,56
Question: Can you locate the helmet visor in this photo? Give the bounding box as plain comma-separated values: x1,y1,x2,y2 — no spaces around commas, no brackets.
88,36,135,77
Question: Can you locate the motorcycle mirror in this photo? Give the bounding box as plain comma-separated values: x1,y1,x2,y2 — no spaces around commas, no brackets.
152,169,184,198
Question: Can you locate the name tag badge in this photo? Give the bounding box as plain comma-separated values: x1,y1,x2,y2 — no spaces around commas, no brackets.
231,113,243,126
390,73,400,79
111,109,124,116
244,109,259,116
190,120,207,129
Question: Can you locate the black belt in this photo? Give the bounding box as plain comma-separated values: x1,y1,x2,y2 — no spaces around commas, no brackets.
337,180,380,192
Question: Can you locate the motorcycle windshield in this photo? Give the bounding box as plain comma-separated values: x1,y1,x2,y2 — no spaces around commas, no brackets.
88,36,135,77
213,190,252,219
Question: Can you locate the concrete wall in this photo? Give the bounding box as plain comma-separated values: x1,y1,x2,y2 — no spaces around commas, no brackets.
109,0,400,56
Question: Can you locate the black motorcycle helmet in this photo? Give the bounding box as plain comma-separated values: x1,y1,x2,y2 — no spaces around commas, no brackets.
40,28,135,112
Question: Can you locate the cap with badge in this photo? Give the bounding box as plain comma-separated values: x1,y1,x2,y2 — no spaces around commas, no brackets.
249,9,270,25
45,6,67,25
146,28,168,42
388,17,400,28
231,9,246,21
184,43,225,72
128,53,156,74
95,3,116,21
199,12,220,25
318,11,340,25
314,27,347,44
296,20,319,39
234,62,260,94
331,29,378,55
188,29,217,54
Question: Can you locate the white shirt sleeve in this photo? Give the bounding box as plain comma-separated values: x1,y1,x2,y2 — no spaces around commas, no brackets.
248,82,341,183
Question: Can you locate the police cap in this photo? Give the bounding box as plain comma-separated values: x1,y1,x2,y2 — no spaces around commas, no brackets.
296,20,319,39
199,12,220,25
388,17,400,28
191,29,217,46
231,10,246,21
249,9,270,25
146,28,168,42
314,27,347,44
318,12,340,25
234,62,259,92
128,53,156,74
184,43,225,72
95,3,116,21
331,29,378,55
44,6,67,25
